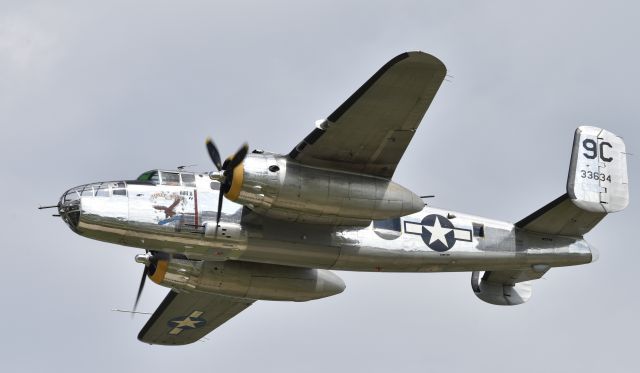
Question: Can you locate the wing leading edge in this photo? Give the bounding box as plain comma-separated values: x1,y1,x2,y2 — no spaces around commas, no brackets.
138,291,254,345
289,51,447,179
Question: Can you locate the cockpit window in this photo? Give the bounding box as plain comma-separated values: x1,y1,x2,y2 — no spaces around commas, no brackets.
79,185,93,197
137,170,196,187
181,173,196,187
137,171,159,184
160,171,180,186
149,173,159,184
94,184,109,197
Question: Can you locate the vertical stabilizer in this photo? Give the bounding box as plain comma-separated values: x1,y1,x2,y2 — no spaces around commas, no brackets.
568,126,629,213
516,126,628,236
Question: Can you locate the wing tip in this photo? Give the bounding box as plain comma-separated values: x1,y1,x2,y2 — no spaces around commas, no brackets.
405,50,447,72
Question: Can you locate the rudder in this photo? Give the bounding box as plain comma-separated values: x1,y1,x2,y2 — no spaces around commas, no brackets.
568,126,629,213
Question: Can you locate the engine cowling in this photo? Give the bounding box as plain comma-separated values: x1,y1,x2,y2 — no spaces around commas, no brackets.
223,152,424,225
471,271,532,306
149,258,345,302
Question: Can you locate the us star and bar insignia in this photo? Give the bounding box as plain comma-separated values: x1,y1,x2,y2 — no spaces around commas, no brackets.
167,311,207,335
404,214,472,252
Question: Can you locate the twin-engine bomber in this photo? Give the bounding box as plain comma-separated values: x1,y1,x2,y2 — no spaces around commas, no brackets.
46,52,629,345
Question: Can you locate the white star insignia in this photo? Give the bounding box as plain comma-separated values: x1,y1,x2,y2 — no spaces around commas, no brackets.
171,316,204,329
424,216,452,247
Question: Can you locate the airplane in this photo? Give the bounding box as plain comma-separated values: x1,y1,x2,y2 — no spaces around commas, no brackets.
45,51,629,345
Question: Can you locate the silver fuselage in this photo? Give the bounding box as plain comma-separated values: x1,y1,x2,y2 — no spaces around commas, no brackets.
58,172,594,274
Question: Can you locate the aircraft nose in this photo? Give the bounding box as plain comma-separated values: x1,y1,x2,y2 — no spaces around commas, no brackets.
57,181,129,232
58,186,83,231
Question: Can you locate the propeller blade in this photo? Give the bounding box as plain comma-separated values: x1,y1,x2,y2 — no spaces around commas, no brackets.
215,187,224,232
205,137,223,171
206,140,248,234
133,265,149,314
227,143,249,171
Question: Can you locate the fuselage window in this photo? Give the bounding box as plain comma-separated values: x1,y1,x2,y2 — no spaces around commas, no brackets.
373,218,402,240
160,172,180,186
113,189,127,196
181,173,196,187
374,218,401,231
473,223,485,238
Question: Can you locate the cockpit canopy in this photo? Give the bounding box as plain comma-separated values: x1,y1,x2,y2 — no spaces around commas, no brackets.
136,170,196,187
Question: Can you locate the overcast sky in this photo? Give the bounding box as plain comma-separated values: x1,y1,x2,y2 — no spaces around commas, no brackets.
2,1,638,371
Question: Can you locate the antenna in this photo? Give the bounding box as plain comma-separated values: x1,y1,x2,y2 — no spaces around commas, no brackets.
111,309,152,315
177,164,197,171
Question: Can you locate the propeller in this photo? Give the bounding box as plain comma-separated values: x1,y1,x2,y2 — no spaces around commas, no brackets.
133,265,148,313
205,138,248,228
133,251,156,315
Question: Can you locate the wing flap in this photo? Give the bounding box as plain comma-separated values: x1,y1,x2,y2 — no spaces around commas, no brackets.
138,291,254,345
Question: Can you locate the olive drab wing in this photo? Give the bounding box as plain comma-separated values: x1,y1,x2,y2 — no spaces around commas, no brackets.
138,291,254,345
289,52,447,179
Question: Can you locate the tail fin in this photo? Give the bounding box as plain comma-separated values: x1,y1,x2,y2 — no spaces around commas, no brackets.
516,126,629,236
567,126,629,213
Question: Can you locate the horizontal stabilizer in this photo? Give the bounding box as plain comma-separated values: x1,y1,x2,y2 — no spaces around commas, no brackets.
515,193,606,236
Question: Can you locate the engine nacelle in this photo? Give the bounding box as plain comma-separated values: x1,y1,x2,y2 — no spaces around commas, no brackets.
149,258,345,302
471,271,532,306
224,152,424,225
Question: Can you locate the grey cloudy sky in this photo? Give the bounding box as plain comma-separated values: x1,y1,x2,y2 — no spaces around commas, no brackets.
2,1,638,371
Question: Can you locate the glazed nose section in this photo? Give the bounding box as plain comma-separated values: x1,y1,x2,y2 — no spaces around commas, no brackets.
57,181,129,232
59,186,83,231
